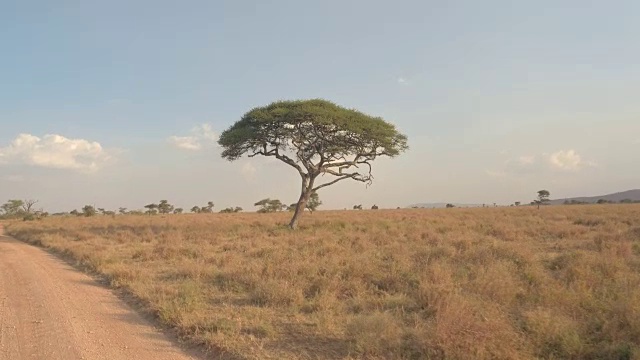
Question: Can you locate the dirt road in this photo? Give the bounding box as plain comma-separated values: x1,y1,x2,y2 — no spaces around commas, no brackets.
0,225,205,360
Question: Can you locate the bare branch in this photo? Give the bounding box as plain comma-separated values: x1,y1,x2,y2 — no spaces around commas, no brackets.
312,175,358,191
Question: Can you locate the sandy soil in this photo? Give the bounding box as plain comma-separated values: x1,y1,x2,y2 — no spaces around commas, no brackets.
0,225,207,360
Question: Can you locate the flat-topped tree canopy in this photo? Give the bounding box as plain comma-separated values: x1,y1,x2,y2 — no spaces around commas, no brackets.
218,99,408,228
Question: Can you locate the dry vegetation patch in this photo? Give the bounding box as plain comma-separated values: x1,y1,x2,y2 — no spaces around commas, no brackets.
7,205,640,359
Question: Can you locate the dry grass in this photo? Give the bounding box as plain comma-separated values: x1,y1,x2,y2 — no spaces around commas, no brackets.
6,205,640,359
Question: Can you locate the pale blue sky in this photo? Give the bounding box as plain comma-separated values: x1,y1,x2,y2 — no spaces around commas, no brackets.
1,0,639,212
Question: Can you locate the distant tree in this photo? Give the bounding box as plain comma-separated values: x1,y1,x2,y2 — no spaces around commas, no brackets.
173,208,183,214
353,204,363,210
191,206,201,213
144,203,159,215
82,205,97,217
220,206,243,213
515,202,521,206
69,209,80,216
218,99,408,229
306,192,322,213
128,210,145,215
446,203,455,208
158,200,174,214
596,199,609,204
200,201,215,213
97,208,106,215
255,198,286,213
534,190,550,209
22,199,39,214
118,207,128,215
1,200,25,217
620,199,634,204
287,203,297,212
371,204,379,210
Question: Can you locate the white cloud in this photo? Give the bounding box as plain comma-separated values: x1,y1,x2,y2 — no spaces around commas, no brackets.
487,150,595,177
0,133,112,172
397,77,408,85
548,149,595,171
168,123,218,151
168,136,202,151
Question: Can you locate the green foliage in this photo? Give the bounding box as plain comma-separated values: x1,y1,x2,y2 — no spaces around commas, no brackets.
190,202,214,214
1,199,25,218
218,99,408,228
218,99,408,162
158,200,175,214
446,203,455,208
173,208,183,214
82,205,97,217
255,198,285,213
201,202,215,213
306,192,322,213
144,203,160,215
353,204,363,210
220,207,243,213
535,190,551,208
538,190,551,203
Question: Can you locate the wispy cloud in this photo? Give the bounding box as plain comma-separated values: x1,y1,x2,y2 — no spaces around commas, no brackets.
0,133,113,172
168,136,202,150
396,77,409,85
168,124,218,151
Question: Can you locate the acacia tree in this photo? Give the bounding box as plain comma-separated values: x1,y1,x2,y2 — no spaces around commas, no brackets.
218,99,408,229
255,198,286,213
158,200,174,214
144,203,158,215
534,190,550,209
1,200,25,217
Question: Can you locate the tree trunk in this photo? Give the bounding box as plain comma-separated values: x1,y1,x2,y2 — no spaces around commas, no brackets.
288,175,315,229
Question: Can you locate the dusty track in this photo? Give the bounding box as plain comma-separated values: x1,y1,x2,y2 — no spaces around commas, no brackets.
0,225,205,360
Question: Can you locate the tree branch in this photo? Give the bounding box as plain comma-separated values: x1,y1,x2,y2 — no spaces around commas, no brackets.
312,174,358,191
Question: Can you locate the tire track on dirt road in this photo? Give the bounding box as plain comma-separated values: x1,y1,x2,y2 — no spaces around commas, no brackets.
0,225,207,360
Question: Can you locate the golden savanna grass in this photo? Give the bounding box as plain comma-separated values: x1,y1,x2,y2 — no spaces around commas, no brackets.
7,205,640,359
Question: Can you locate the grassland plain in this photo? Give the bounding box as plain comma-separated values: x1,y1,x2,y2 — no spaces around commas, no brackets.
6,205,640,360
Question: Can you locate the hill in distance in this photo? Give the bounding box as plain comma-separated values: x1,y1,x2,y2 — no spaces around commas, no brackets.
408,190,640,208
549,189,640,205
